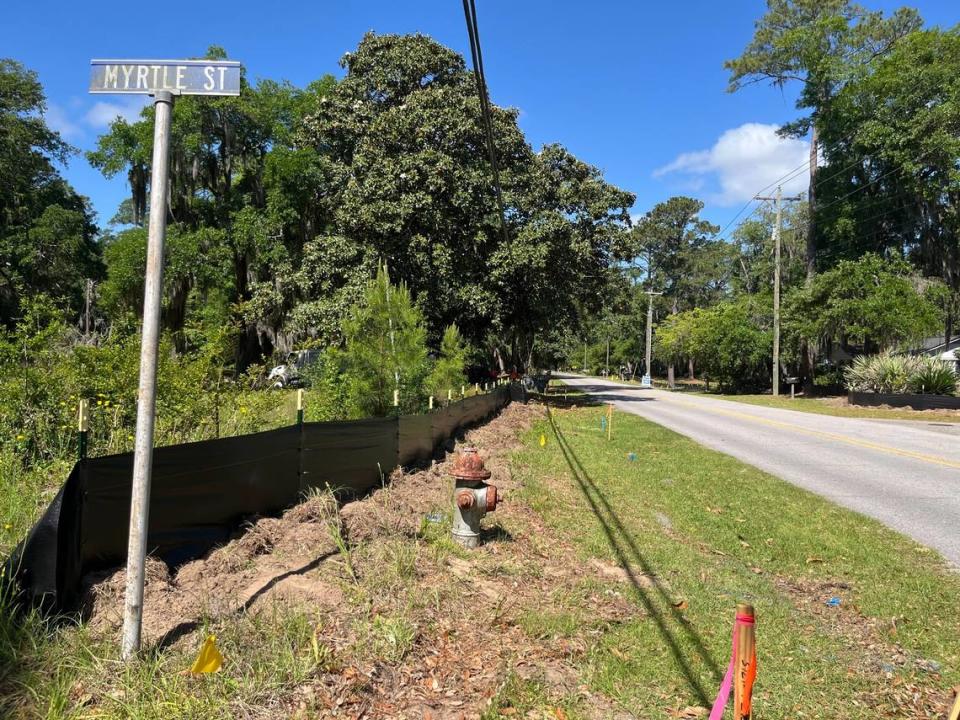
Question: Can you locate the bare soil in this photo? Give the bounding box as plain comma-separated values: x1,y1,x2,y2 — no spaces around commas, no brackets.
81,402,636,719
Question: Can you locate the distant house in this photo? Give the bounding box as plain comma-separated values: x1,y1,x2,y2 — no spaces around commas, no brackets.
915,335,960,358
912,336,960,371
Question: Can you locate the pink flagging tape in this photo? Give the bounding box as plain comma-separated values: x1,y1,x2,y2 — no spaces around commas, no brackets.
709,614,755,720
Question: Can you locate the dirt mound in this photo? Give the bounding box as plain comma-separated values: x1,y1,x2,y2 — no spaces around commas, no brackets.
83,503,344,643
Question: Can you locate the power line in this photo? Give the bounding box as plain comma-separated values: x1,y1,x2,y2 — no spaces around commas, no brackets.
462,0,510,247
716,128,913,243
815,145,938,216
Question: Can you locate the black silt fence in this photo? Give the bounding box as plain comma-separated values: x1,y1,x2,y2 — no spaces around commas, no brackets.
9,385,514,611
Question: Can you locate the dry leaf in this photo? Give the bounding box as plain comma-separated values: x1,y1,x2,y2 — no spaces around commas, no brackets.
672,599,689,611
554,709,569,720
806,556,824,564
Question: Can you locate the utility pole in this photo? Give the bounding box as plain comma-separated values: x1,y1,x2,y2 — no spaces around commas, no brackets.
755,186,800,397
606,338,610,377
642,290,663,388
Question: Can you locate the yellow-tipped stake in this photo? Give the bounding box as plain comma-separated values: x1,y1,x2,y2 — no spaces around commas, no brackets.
539,433,546,448
296,389,305,426
78,399,90,460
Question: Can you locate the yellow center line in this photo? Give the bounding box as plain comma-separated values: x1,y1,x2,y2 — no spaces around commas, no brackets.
610,389,960,471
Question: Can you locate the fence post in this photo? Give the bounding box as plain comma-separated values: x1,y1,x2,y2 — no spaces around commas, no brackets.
78,399,90,461
733,603,757,720
296,389,304,427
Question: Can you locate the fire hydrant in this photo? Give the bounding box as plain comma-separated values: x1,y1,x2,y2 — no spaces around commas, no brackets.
450,447,498,548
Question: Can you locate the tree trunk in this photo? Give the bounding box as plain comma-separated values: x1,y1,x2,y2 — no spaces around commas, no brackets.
687,357,695,380
667,363,675,389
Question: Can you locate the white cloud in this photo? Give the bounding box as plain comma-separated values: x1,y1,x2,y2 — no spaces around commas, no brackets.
653,123,809,206
84,97,149,129
45,103,82,140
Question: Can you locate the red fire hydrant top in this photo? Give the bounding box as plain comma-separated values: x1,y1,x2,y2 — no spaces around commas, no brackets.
449,446,491,481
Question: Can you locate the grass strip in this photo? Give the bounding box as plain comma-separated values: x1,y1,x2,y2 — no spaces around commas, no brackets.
513,404,959,717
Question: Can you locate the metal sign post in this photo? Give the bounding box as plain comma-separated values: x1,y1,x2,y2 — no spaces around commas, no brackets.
89,58,240,660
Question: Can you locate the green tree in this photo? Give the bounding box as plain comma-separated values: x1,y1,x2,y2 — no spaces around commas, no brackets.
785,253,941,355
628,196,728,384
816,28,960,347
732,201,809,295
726,0,920,280
300,33,633,365
0,59,101,325
342,265,429,416
656,298,773,392
88,47,334,366
426,324,469,400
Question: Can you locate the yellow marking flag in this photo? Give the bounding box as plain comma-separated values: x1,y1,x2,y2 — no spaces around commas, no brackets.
190,635,223,674
539,433,547,447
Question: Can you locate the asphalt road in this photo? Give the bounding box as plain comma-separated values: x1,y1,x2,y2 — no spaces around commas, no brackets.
559,374,960,566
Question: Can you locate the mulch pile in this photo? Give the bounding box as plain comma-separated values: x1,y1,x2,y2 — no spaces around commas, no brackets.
81,401,638,719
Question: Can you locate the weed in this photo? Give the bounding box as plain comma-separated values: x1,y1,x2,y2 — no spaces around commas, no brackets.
368,615,416,663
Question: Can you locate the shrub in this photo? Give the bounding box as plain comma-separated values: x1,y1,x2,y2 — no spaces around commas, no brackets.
907,358,958,395
845,353,957,395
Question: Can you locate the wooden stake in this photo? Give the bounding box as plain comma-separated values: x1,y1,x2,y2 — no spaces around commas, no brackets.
607,403,613,441
429,396,434,410
296,389,305,426
733,603,756,720
948,690,960,720
393,388,399,407
78,399,90,461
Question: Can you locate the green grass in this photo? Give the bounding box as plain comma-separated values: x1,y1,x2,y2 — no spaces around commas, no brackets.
514,404,960,717
704,392,960,422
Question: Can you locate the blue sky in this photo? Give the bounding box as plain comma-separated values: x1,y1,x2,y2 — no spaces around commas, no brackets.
3,0,956,231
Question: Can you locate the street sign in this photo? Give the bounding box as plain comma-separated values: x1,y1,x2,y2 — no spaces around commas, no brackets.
89,57,241,660
90,59,240,96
